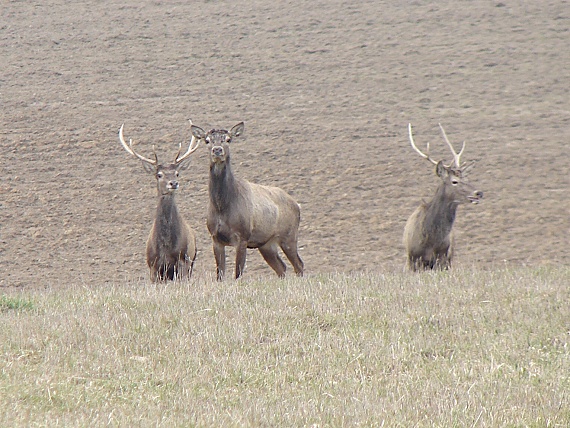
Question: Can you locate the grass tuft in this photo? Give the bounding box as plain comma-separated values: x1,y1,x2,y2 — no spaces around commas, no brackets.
0,295,34,312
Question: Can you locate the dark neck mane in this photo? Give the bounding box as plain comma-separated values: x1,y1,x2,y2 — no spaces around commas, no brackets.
209,158,238,211
155,194,181,249
423,183,458,239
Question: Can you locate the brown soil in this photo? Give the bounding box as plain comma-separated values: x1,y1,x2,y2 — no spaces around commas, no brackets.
2,1,568,288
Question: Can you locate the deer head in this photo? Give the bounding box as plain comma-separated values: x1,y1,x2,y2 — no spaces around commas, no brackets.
408,123,483,205
190,122,245,166
119,123,200,195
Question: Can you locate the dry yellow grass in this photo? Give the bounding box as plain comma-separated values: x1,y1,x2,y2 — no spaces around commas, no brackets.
1,266,569,427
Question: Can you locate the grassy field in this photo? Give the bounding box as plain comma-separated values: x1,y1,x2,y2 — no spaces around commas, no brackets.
1,266,569,427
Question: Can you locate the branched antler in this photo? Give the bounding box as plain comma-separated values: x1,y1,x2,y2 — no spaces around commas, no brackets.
408,123,438,166
408,123,468,169
119,124,157,166
173,119,200,164
438,123,465,169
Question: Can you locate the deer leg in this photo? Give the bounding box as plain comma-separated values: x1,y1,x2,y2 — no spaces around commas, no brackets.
164,264,176,281
280,240,304,276
177,249,197,281
188,251,197,279
149,265,159,282
235,241,248,279
213,240,226,281
259,243,286,278
147,254,161,282
433,244,451,270
436,255,451,270
406,255,417,272
445,237,454,269
176,257,190,281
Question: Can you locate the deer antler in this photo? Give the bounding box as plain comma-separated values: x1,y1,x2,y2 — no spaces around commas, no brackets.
119,124,158,165
173,119,201,164
438,123,465,169
408,123,438,166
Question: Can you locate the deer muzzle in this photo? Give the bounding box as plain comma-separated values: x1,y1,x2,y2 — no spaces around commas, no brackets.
211,146,225,162
468,190,483,204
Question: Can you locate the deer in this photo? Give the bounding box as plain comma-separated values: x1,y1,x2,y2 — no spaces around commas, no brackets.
119,123,200,282
403,123,483,271
189,122,304,281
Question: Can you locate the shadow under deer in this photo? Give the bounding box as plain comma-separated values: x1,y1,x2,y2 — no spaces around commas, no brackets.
403,123,483,271
119,124,200,282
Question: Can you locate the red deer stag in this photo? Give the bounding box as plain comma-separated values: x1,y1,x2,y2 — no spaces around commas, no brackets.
403,123,483,271
190,122,304,280
119,124,200,282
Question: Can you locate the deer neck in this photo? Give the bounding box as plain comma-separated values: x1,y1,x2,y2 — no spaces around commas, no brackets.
424,183,459,237
155,193,181,249
209,159,238,211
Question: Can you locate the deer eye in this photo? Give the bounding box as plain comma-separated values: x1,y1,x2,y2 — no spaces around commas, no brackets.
157,172,164,179
175,171,179,177
451,179,459,185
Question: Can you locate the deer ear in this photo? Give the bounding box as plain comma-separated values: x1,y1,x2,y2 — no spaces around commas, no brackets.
190,125,206,140
230,122,244,137
435,161,447,178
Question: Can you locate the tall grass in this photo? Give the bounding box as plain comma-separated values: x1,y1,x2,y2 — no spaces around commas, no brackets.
1,266,569,427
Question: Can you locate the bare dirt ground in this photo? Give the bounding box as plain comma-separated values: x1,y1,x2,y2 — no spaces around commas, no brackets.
1,1,568,288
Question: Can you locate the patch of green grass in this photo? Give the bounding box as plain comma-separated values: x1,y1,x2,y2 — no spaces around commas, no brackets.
0,295,34,311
